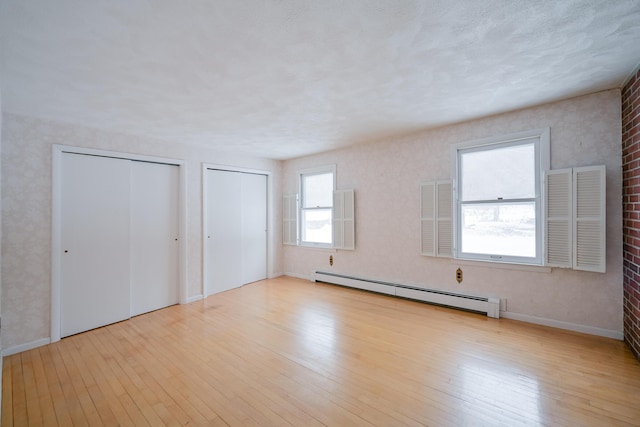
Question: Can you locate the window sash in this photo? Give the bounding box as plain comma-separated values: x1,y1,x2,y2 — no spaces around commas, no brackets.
452,130,548,265
298,166,336,247
301,172,334,209
459,140,537,202
300,208,332,245
458,199,537,261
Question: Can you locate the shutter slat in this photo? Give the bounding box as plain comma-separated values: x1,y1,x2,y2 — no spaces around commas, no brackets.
437,185,451,218
420,182,436,256
421,219,435,255
333,189,355,250
344,191,354,220
333,220,343,248
283,194,298,245
344,219,355,249
547,221,570,265
437,219,452,256
545,169,572,268
421,183,435,219
436,181,453,258
573,165,606,273
576,170,602,217
420,181,452,258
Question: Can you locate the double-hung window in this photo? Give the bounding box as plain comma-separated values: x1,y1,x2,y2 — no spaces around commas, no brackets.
453,129,550,265
299,166,335,247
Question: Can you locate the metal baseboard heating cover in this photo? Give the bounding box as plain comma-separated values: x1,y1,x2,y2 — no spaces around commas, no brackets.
312,271,500,318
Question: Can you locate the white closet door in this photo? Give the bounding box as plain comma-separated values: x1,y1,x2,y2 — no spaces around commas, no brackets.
206,170,243,295
130,161,179,316
60,153,131,337
241,173,267,284
206,169,267,295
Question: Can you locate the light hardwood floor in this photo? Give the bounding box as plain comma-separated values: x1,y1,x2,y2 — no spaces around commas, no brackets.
3,276,640,426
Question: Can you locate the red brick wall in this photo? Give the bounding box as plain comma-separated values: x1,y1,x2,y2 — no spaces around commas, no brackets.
623,66,640,360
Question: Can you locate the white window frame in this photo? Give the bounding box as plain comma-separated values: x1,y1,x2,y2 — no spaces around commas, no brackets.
298,165,336,248
451,128,550,265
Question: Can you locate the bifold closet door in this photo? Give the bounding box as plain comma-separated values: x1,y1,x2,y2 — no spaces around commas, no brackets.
130,161,179,316
206,170,243,294
60,153,180,337
60,153,131,337
241,172,267,285
206,169,267,296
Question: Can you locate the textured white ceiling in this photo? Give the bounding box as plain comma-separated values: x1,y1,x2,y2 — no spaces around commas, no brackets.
1,1,640,160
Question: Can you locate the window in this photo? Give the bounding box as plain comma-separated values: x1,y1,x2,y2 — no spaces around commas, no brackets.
284,165,355,250
299,166,335,247
452,129,549,265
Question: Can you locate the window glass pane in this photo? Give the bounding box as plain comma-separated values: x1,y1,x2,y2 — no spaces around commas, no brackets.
461,142,535,201
301,209,332,244
303,173,333,208
460,202,536,257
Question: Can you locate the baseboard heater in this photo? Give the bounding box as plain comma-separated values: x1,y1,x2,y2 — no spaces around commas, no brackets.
312,271,500,318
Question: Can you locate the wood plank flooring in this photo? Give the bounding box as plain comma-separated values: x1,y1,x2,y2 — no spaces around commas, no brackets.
3,276,640,426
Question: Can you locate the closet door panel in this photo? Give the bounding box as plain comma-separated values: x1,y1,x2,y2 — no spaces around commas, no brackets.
60,153,131,337
130,161,179,316
206,170,243,295
241,173,267,284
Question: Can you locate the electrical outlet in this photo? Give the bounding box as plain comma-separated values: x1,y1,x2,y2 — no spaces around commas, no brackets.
329,255,333,266
455,268,463,283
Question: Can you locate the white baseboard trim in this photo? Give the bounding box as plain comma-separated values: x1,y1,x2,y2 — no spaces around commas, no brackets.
501,311,623,340
185,294,204,304
2,337,51,356
284,272,311,281
269,272,284,279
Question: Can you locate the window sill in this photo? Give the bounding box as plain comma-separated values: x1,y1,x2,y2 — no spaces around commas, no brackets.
451,258,551,273
298,243,337,252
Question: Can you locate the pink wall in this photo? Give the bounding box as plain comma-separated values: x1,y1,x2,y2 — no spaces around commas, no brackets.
283,90,623,337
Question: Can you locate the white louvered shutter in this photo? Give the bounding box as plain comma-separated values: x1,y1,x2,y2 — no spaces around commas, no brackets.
343,190,355,250
333,189,355,250
420,182,436,256
545,169,572,267
283,194,298,245
333,190,343,248
573,165,606,272
436,181,453,257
